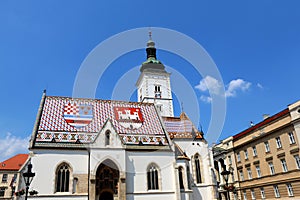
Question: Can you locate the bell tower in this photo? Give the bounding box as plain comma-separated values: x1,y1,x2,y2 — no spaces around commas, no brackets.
136,33,174,117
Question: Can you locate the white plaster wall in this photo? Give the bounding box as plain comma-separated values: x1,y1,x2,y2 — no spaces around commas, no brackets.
126,151,177,199
30,150,88,196
28,196,87,200
90,149,126,176
127,192,176,200
89,120,126,176
174,140,216,200
90,120,123,149
138,73,174,117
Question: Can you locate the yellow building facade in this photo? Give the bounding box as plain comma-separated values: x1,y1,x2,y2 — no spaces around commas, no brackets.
233,101,300,200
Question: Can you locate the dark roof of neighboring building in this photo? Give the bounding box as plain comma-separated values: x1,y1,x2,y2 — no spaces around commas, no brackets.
0,154,28,171
163,112,204,140
233,108,289,140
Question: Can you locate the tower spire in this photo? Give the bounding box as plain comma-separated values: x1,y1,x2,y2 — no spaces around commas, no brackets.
146,30,156,58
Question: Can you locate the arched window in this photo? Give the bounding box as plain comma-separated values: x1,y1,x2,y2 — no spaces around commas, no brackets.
178,167,184,189
105,131,110,146
195,155,202,183
186,165,191,189
56,163,71,192
147,164,159,190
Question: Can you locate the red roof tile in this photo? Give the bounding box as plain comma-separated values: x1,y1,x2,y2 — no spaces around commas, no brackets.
163,112,204,139
233,108,289,140
33,96,170,146
0,154,28,171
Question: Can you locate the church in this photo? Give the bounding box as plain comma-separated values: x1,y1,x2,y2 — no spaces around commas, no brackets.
28,36,217,200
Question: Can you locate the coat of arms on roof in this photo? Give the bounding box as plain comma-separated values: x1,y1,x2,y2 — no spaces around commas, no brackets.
114,107,144,129
63,102,93,128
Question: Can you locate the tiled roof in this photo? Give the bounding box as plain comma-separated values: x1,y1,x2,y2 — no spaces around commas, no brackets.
163,112,204,139
0,154,28,171
33,96,169,146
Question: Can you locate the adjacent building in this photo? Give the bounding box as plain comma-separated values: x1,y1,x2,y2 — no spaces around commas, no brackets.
213,137,239,200
214,100,300,200
0,154,29,200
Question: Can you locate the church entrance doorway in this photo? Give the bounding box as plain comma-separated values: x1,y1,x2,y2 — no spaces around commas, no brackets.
96,159,119,200
99,191,113,200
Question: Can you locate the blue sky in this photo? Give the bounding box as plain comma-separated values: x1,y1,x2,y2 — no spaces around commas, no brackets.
0,1,300,160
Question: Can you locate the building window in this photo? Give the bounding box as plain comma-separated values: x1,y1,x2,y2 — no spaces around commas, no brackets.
243,190,247,200
195,155,202,183
147,165,159,190
105,131,110,146
268,162,275,175
156,104,162,112
273,185,280,198
252,146,257,157
237,152,241,162
260,187,265,199
281,159,288,172
231,171,235,182
186,165,191,189
276,137,282,149
294,155,300,169
244,150,249,160
239,170,244,181
56,163,71,192
255,165,261,178
178,167,184,189
154,85,161,98
286,183,294,197
13,174,17,183
264,142,270,153
228,155,232,165
247,168,252,180
1,174,7,183
289,132,296,144
0,187,5,197
250,189,255,200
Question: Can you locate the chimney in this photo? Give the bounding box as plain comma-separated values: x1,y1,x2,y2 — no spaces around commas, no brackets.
263,114,270,120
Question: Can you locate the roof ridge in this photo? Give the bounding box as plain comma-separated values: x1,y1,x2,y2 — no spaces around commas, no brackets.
45,95,155,106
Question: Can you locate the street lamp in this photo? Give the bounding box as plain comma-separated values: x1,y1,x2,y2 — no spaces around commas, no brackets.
23,163,35,200
221,169,230,200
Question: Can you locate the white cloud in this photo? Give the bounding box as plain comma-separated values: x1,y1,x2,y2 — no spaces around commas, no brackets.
225,79,251,97
200,95,212,103
257,83,264,89
195,76,252,103
0,132,29,161
195,76,223,95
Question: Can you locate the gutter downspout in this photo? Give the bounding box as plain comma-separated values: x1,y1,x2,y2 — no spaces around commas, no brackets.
88,148,90,200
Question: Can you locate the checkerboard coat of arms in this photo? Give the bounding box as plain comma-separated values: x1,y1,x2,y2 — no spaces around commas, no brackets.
114,107,144,129
63,102,93,128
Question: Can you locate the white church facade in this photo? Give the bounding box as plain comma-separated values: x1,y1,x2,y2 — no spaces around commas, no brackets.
27,37,217,200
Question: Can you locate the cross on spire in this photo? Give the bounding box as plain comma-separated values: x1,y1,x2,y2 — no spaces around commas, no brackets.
148,28,152,40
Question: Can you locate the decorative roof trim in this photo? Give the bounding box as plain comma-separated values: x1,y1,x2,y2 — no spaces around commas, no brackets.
233,108,289,140
29,90,47,149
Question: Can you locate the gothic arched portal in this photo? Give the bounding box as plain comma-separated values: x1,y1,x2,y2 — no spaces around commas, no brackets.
99,191,113,200
96,159,119,200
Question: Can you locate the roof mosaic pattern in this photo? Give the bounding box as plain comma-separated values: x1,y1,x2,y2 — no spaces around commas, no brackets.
163,112,203,139
35,96,168,146
0,154,28,171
